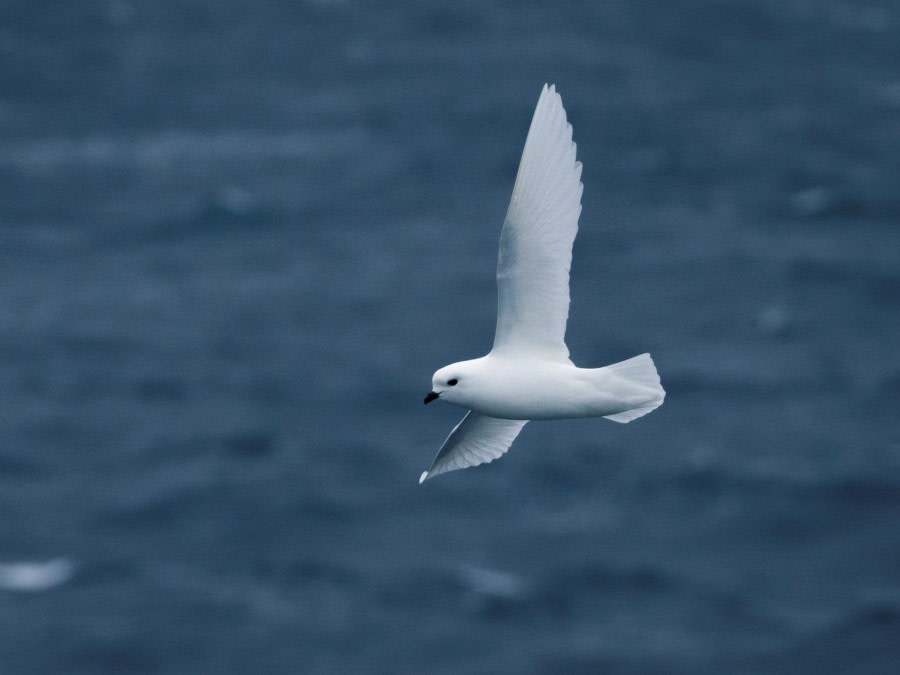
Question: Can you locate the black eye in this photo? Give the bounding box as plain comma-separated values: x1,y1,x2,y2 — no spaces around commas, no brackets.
448,378,458,386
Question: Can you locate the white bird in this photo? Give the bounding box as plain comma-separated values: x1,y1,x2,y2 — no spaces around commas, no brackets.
420,84,665,483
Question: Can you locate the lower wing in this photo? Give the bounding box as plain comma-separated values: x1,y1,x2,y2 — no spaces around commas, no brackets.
419,412,528,483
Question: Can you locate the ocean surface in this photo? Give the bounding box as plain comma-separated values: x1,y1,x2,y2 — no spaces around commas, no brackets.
1,1,899,672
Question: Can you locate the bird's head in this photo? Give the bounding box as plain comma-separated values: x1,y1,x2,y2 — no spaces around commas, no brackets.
425,359,481,406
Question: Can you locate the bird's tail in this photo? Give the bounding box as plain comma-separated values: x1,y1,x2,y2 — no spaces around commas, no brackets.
602,353,665,423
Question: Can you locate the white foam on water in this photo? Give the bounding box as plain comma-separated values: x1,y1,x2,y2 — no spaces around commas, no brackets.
0,558,74,593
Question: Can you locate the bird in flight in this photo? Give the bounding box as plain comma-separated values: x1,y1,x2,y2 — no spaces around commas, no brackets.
421,84,664,483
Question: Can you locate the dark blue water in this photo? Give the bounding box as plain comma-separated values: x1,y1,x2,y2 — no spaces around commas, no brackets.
1,1,899,672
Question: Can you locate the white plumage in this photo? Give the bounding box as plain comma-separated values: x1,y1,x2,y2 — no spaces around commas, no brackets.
421,85,664,483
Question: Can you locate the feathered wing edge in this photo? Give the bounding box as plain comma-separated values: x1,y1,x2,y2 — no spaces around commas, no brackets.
492,83,584,361
420,412,528,483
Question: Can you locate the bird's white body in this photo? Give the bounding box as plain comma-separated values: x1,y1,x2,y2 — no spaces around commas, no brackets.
420,85,665,482
432,353,662,421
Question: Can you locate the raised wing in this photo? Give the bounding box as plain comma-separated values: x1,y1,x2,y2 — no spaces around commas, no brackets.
419,412,528,483
492,84,584,362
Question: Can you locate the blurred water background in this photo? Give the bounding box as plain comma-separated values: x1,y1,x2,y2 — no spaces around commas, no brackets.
1,1,899,672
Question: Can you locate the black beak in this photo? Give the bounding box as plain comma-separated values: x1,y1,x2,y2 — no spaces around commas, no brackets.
424,391,439,405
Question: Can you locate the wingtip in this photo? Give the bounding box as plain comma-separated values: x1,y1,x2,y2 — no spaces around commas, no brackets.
418,471,429,484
